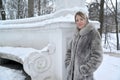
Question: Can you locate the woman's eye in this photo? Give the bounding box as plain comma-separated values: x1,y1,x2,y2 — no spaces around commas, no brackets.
76,19,79,22
80,18,84,21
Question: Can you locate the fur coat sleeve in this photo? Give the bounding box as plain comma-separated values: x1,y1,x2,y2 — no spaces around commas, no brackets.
80,30,103,75
65,39,72,68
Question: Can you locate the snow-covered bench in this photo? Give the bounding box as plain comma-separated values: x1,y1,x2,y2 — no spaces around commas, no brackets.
0,44,56,80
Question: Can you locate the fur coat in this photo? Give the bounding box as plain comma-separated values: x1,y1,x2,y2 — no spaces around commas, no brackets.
65,22,103,80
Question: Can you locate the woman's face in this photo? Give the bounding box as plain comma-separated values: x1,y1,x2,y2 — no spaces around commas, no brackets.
75,15,87,29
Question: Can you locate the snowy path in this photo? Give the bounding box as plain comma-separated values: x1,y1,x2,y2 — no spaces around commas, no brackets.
0,54,120,80
94,54,120,80
0,66,25,80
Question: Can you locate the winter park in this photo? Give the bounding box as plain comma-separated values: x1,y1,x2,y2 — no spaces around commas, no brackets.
0,0,120,80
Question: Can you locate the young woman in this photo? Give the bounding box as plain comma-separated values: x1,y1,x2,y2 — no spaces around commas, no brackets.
65,11,103,80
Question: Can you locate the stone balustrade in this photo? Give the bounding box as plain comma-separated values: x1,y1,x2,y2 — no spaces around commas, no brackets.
0,17,75,80
0,43,56,80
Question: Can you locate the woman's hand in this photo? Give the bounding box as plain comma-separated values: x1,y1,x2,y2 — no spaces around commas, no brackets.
80,65,89,75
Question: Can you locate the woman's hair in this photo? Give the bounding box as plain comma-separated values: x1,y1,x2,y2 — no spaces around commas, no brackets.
74,11,88,22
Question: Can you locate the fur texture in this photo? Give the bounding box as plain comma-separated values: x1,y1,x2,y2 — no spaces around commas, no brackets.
65,22,103,80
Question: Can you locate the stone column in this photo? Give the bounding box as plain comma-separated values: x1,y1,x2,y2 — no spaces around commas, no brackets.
55,0,86,10
54,0,88,17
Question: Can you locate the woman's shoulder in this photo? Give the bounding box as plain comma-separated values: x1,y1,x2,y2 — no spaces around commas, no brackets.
87,22,100,34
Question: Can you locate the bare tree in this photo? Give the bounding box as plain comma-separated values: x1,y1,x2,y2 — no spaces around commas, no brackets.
28,0,34,17
104,0,120,50
17,0,28,19
0,0,2,8
18,0,24,19
99,0,105,36
109,0,119,50
38,0,41,15
114,0,120,50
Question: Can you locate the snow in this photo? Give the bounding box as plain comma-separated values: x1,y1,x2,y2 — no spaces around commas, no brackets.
0,7,83,24
102,33,120,53
0,44,54,64
94,54,120,80
0,8,120,80
0,66,25,80
0,14,74,29
0,47,37,63
0,34,120,80
0,50,120,80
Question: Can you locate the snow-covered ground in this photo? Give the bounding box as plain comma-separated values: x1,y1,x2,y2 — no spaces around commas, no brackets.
94,33,120,80
102,33,120,53
0,54,120,80
95,54,120,80
0,8,120,80
0,33,120,80
0,66,25,80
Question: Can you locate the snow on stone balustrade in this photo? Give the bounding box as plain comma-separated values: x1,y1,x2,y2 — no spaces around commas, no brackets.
0,14,74,29
0,16,99,30
0,47,35,64
0,44,55,64
0,19,76,80
0,7,88,25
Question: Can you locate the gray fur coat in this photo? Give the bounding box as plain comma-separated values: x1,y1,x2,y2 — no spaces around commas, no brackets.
65,22,103,80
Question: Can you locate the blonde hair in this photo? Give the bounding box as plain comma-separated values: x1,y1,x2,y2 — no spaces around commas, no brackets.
74,11,88,22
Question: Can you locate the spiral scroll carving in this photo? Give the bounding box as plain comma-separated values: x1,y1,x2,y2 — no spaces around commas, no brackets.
23,52,51,77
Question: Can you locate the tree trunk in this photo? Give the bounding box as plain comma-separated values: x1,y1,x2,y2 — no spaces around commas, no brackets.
115,0,120,50
28,0,34,17
38,0,41,16
99,0,104,37
18,0,20,18
0,0,2,8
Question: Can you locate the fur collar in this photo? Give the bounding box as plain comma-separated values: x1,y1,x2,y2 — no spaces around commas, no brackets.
79,22,95,36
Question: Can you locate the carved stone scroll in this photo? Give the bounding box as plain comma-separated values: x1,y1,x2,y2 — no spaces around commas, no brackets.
23,43,56,80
